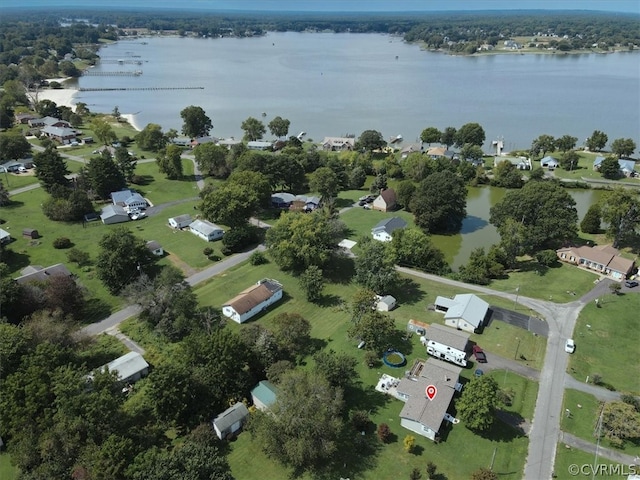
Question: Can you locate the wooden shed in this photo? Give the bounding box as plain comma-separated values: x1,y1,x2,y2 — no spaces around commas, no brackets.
23,228,40,239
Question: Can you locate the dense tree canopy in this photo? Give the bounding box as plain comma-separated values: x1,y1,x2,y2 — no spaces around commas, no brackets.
455,122,485,147
355,129,386,152
135,123,167,151
156,144,184,179
180,105,213,138
390,227,449,274
0,131,31,162
354,238,398,293
410,171,467,234
34,145,69,193
586,130,608,152
268,116,290,138
490,180,578,252
87,151,127,199
457,375,500,431
241,116,266,141
194,142,230,178
420,126,441,145
611,138,636,158
599,188,640,248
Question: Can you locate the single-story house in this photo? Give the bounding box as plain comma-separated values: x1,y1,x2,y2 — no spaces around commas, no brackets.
222,278,283,324
494,156,531,170
189,219,224,242
190,136,217,148
15,113,39,124
28,116,71,129
372,188,397,212
271,192,296,208
434,293,490,333
376,295,397,312
593,156,637,177
251,380,278,411
371,216,407,242
426,146,457,160
146,240,164,256
321,137,355,151
40,125,78,144
424,323,470,356
22,228,40,239
247,141,273,151
556,244,635,281
540,156,559,169
396,358,462,441
100,205,130,225
290,195,320,212
14,263,73,285
93,351,149,384
213,402,249,440
111,189,147,212
168,214,193,229
217,138,242,149
401,143,422,159
0,228,11,245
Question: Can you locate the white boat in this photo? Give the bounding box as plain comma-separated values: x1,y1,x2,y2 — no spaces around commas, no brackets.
390,134,403,144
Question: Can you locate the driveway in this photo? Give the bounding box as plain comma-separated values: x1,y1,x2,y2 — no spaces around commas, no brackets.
489,305,549,337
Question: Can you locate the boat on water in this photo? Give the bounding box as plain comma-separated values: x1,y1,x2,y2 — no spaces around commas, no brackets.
389,134,403,144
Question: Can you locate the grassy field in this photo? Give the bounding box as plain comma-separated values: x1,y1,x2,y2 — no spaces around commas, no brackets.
554,444,630,480
567,294,640,394
541,150,640,185
0,453,18,480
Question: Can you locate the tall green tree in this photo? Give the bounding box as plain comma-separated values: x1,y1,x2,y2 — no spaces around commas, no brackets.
599,188,640,248
491,161,524,188
410,171,467,234
490,180,578,252
308,166,339,202
87,151,126,199
457,375,500,431
180,105,212,138
580,203,601,234
611,138,636,158
529,134,555,158
555,134,578,152
135,123,167,151
313,349,358,388
0,131,31,162
114,146,137,182
559,150,579,171
420,126,441,145
96,227,154,294
91,117,117,146
599,155,621,179
348,311,396,354
455,122,485,147
440,127,457,149
268,116,290,138
272,312,312,361
193,142,230,178
390,227,449,274
355,129,386,152
241,116,266,141
586,130,608,151
156,144,183,179
354,238,398,293
247,369,344,473
34,145,69,193
0,180,10,206
298,265,324,303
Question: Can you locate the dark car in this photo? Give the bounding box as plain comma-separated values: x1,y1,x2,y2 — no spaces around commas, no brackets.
472,345,487,363
624,280,639,288
358,200,367,206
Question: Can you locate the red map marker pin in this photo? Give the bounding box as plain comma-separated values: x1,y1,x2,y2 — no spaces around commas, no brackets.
426,385,437,401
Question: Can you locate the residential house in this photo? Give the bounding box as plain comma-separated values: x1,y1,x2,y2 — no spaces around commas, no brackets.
372,188,397,212
28,116,71,129
222,278,283,324
271,192,295,208
100,205,130,225
247,141,273,151
494,156,531,170
189,219,224,242
556,244,635,281
15,113,39,124
251,380,278,411
217,138,242,149
376,295,397,312
0,228,11,245
321,137,355,151
14,263,73,285
170,136,192,147
423,323,470,367
290,195,320,212
371,216,407,242
190,136,217,148
92,351,149,384
426,146,457,160
40,125,78,144
593,156,637,177
540,156,559,170
400,143,422,159
111,189,147,212
212,402,249,440
168,214,193,229
434,294,490,333
146,240,164,256
396,358,462,441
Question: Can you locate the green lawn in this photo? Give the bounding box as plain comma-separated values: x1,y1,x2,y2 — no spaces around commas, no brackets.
487,370,539,421
544,150,640,185
0,453,18,480
554,444,626,480
568,294,640,394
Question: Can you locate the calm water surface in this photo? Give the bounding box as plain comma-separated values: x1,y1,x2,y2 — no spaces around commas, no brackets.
71,32,639,151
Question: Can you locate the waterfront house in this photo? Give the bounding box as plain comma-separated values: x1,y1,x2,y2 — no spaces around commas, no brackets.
222,279,283,324
556,244,635,281
593,156,637,177
321,137,355,151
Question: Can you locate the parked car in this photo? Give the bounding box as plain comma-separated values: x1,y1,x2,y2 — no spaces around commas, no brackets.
624,280,638,288
472,345,487,363
564,339,576,354
358,200,367,206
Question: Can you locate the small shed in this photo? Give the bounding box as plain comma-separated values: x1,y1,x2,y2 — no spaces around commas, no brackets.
213,402,249,440
376,295,397,312
251,380,278,411
168,214,193,229
23,228,40,239
146,240,164,256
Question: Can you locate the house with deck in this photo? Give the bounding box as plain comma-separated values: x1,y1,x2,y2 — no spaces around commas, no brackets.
396,358,462,441
556,244,635,281
222,279,283,324
111,189,147,212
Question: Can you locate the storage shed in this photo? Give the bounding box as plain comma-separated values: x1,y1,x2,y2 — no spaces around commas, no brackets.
213,402,249,440
168,214,193,229
22,228,40,239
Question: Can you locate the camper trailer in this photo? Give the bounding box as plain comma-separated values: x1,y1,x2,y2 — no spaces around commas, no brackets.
426,340,467,367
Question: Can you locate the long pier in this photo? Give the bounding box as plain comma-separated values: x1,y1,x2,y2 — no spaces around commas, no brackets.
78,86,204,92
83,71,143,77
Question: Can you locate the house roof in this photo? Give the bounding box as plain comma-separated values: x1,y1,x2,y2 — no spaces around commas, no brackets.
100,204,129,219
41,125,77,138
443,294,489,328
372,216,407,235
224,279,282,315
397,358,461,433
272,192,296,204
111,189,135,204
146,240,162,251
169,214,193,224
377,188,396,206
247,141,273,148
213,402,249,432
322,137,355,148
378,295,396,306
0,228,10,240
14,263,72,284
189,219,223,236
557,244,635,275
540,155,558,165
593,156,605,167
251,380,278,408
401,143,422,155
103,351,149,381
593,157,637,173
424,323,470,351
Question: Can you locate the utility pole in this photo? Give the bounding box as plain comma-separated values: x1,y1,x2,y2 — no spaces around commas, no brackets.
592,405,604,480
513,286,520,309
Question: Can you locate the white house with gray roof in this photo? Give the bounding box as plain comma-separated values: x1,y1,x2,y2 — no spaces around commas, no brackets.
189,219,224,242
593,156,637,177
93,351,149,384
371,216,407,242
434,293,490,333
168,214,193,229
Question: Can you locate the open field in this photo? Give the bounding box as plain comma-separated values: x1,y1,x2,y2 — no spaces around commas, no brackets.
0,453,18,480
567,294,640,394
554,445,630,480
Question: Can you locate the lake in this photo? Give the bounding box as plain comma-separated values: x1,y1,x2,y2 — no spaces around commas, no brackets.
70,32,640,152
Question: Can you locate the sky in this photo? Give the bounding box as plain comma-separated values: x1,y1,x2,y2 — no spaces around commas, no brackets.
4,0,640,13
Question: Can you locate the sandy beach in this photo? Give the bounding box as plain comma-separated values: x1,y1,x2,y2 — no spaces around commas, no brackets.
33,79,143,132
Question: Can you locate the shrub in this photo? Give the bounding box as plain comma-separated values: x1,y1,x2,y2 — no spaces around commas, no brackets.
249,251,267,265
403,434,415,453
364,350,379,368
377,423,391,443
535,249,558,267
67,248,90,266
222,224,260,253
350,410,370,433
203,247,213,256
220,245,233,256
53,237,72,249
